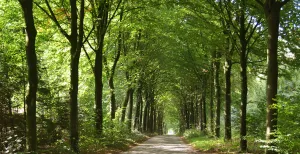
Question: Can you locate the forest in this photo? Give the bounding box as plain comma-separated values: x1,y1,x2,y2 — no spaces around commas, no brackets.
0,0,299,153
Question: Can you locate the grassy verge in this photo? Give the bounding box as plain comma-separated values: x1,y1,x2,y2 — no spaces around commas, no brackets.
186,136,263,153
183,130,264,153
38,131,149,154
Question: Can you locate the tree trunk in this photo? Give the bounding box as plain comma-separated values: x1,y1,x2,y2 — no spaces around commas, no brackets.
190,99,195,128
239,3,248,150
110,6,123,120
262,1,288,153
18,0,38,152
199,94,203,130
210,57,215,134
127,89,134,130
224,54,232,141
240,48,247,152
95,0,108,136
215,51,221,138
157,109,163,135
202,77,207,131
149,101,154,133
153,106,157,132
134,81,142,129
139,93,143,131
69,0,84,152
121,88,130,122
143,104,148,132
184,103,190,129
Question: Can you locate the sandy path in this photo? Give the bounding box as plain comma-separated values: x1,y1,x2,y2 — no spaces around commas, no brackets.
121,135,197,154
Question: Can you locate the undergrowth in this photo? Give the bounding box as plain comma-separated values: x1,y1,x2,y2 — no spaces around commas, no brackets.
183,129,264,153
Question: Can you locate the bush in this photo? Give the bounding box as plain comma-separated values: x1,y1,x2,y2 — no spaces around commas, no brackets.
183,129,202,139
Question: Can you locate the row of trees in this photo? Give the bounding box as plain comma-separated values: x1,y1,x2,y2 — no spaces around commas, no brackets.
1,0,167,153
0,0,299,153
171,0,299,153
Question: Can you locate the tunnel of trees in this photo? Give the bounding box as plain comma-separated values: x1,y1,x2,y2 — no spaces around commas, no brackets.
0,0,299,153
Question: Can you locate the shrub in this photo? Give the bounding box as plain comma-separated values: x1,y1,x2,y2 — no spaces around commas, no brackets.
183,129,201,139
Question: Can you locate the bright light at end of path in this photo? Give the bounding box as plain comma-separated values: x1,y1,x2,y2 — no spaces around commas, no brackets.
167,129,175,135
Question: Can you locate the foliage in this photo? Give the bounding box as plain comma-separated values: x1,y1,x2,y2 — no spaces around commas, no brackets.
275,72,300,153
0,127,24,154
186,133,264,153
0,0,299,153
183,129,202,139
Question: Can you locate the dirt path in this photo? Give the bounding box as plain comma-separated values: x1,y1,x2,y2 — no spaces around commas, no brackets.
122,135,197,154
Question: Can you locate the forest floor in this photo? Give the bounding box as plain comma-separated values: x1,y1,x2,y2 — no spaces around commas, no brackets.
121,135,198,154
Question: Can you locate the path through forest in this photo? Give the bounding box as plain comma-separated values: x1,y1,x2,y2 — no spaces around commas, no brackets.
122,135,197,154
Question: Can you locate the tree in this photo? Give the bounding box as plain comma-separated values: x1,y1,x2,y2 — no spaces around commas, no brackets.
214,50,221,138
255,0,291,153
35,0,85,152
18,0,38,152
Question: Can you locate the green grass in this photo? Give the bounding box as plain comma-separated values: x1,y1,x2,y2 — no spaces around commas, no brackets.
186,135,264,153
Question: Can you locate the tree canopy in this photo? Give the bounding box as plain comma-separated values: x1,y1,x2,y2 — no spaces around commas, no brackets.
0,0,299,153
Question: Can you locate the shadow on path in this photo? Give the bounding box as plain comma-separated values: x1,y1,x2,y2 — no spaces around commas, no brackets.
122,135,197,154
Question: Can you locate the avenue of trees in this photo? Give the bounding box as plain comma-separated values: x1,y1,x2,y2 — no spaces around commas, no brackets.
0,0,299,153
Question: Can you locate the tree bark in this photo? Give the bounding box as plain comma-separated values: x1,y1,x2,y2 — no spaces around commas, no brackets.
199,93,203,130
190,98,195,128
202,77,208,131
215,51,221,138
94,0,108,136
134,81,143,130
69,0,84,152
224,50,232,141
127,89,134,130
143,103,149,132
261,0,290,153
121,88,130,122
238,0,248,150
18,0,38,152
109,6,123,120
210,56,215,134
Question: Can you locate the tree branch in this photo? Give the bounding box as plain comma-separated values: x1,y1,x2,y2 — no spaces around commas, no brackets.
83,25,95,45
34,1,70,40
246,18,262,45
280,0,291,7
106,0,123,31
255,0,264,7
83,46,94,73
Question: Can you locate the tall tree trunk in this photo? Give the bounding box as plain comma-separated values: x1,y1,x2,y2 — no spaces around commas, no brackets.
18,0,38,152
202,77,207,131
95,1,108,136
215,51,221,138
143,103,148,132
239,2,247,150
35,0,84,152
139,93,143,131
260,0,290,153
127,89,134,130
224,53,232,141
199,94,203,130
110,6,123,120
8,96,14,129
184,103,190,129
153,106,157,132
121,88,130,122
210,57,215,134
157,109,163,135
190,99,195,128
70,0,84,152
134,81,142,129
240,47,247,152
149,100,154,133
